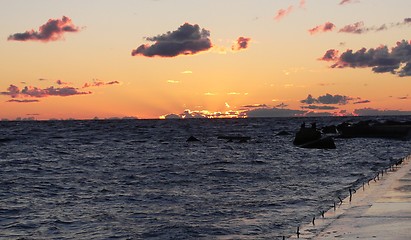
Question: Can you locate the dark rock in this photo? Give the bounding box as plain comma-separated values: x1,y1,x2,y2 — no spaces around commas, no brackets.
186,136,200,142
277,130,291,136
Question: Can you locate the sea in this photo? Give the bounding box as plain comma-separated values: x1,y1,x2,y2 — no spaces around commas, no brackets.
0,116,410,239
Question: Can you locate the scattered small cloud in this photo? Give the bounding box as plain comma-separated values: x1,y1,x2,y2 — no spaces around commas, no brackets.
131,23,212,58
231,37,251,51
308,22,336,35
56,79,70,85
181,70,193,74
227,92,241,95
339,19,411,34
274,6,294,21
8,16,80,42
167,80,180,84
83,79,120,88
274,0,305,21
339,21,367,34
353,99,371,104
320,40,411,77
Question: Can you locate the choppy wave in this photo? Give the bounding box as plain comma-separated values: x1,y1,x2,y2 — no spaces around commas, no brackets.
0,116,410,239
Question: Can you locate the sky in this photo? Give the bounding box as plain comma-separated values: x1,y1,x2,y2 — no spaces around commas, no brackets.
0,0,410,120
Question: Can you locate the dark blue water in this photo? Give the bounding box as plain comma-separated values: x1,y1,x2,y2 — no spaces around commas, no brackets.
0,116,410,239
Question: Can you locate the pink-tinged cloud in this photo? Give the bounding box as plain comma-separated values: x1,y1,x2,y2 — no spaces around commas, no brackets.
131,23,212,58
274,0,305,21
56,79,71,85
338,19,411,34
308,22,336,35
83,80,120,88
7,16,80,42
274,6,294,21
320,40,411,77
1,84,91,98
319,49,340,61
339,21,367,34
232,37,251,51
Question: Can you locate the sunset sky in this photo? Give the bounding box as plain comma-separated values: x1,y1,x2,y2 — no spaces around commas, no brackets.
1,0,410,120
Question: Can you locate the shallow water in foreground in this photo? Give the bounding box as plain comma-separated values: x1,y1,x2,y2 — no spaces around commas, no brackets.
0,116,410,239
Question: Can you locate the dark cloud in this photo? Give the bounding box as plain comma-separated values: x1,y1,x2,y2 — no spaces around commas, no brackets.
131,23,212,57
1,84,91,98
232,37,251,51
242,104,269,108
83,80,120,88
275,102,289,108
321,40,411,77
304,111,334,117
301,105,339,110
301,93,352,105
353,100,371,104
7,99,40,103
8,16,80,42
245,107,305,118
300,94,318,104
308,22,336,35
56,79,70,85
354,108,411,116
339,19,411,34
318,93,352,104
